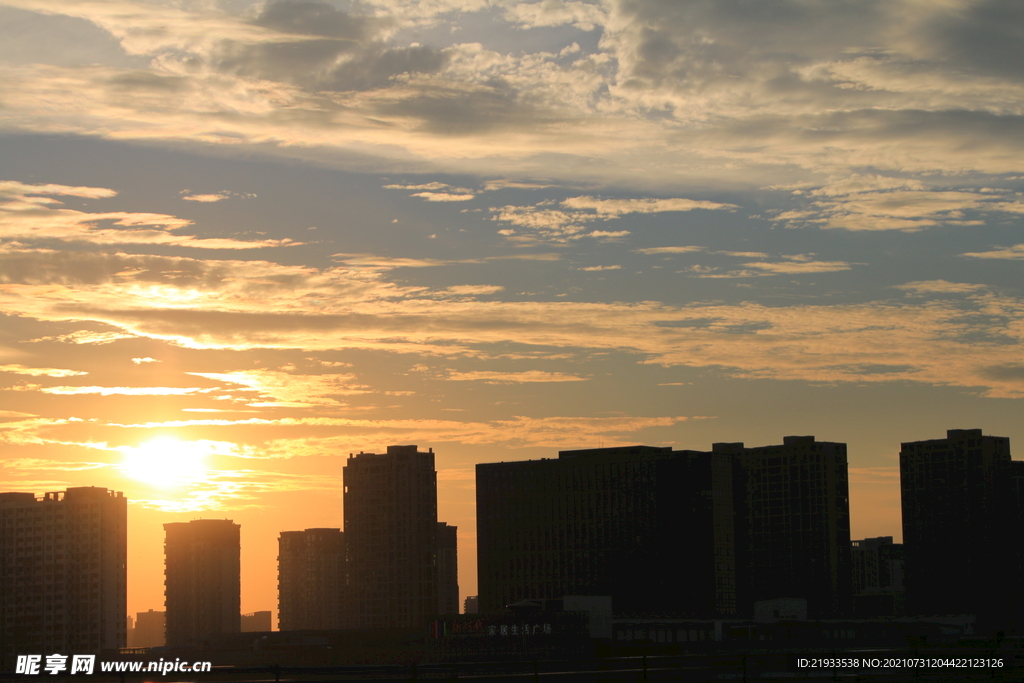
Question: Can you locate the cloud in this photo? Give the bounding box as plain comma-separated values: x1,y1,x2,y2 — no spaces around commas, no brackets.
561,196,738,216
896,280,989,295
577,265,621,271
742,258,853,274
0,364,87,378
636,246,704,255
0,181,297,249
773,176,1024,232
34,386,207,396
963,244,1024,260
445,370,588,383
180,191,254,203
410,191,476,201
188,369,370,405
443,285,504,296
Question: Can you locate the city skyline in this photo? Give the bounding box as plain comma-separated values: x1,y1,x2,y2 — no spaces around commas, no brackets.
3,0,1024,623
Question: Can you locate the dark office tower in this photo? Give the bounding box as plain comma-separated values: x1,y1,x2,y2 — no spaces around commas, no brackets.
900,429,1017,628
436,523,459,615
163,519,240,646
344,445,438,628
723,436,851,618
476,445,737,617
278,528,345,631
0,487,127,664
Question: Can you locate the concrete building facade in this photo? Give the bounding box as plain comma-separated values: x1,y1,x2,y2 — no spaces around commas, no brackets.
0,487,127,664
163,519,240,646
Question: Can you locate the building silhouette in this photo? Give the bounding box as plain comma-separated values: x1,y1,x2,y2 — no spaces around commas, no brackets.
164,519,240,646
0,487,127,664
723,435,852,618
241,610,272,632
128,609,165,648
900,429,1019,629
344,445,438,628
278,528,345,631
436,523,459,616
477,437,851,619
476,445,738,617
851,537,903,617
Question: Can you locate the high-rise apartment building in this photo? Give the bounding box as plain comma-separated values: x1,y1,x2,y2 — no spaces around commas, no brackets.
278,528,345,631
851,537,903,595
164,519,240,646
0,487,127,664
476,445,737,617
723,435,852,618
343,445,438,628
900,429,1018,628
436,523,459,616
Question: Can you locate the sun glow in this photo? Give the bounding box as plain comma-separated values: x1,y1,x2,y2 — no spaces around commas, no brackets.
120,437,210,487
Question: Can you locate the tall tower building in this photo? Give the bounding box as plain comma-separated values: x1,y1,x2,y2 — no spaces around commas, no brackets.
436,523,459,616
278,528,345,631
164,519,240,646
476,445,737,617
343,445,438,628
900,429,1018,628
0,487,127,664
724,435,852,618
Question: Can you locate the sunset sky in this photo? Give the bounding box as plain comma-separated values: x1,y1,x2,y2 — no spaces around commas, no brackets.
2,0,1024,624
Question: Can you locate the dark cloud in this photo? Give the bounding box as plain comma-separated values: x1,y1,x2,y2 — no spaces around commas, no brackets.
0,251,224,287
324,45,449,91
214,38,359,83
614,0,888,91
108,71,188,92
374,86,548,135
220,2,447,92
252,0,383,40
926,0,1024,81
979,364,1024,383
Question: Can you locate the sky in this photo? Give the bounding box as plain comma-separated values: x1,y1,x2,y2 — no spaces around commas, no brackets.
2,0,1024,625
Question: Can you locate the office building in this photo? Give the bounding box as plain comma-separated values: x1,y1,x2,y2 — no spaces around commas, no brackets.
164,519,240,646
0,487,127,664
129,609,165,648
344,445,438,628
241,610,272,632
278,528,345,631
436,523,459,616
900,429,1018,628
723,435,852,618
476,445,737,617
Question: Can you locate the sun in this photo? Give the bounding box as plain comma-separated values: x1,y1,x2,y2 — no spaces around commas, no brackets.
120,437,209,488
